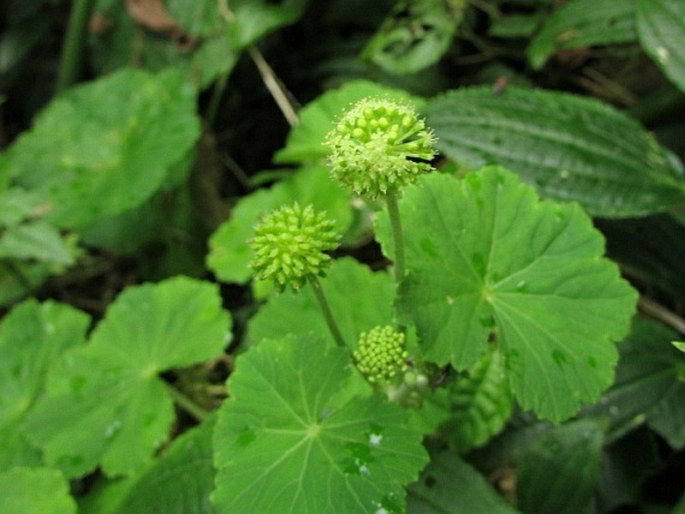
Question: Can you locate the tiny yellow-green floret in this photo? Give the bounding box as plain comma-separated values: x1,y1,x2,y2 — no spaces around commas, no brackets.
325,97,437,199
354,325,408,383
249,203,340,292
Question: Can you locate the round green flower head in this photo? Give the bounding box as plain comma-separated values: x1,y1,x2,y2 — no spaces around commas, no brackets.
354,325,408,383
325,97,437,199
250,203,340,292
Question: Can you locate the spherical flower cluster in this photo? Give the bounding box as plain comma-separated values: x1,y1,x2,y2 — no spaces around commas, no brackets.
325,97,437,200
354,325,408,383
249,203,340,292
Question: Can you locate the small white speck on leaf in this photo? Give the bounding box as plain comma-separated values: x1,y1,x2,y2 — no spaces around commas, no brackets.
656,47,670,63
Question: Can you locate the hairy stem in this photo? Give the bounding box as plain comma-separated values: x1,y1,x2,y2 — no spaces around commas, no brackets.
309,276,346,348
386,191,407,333
163,382,210,422
386,191,406,285
56,0,95,94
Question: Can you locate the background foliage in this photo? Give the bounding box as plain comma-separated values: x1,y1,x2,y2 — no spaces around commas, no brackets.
1,0,684,512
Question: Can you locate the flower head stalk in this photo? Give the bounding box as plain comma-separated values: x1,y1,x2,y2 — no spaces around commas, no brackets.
325,97,437,200
249,203,340,293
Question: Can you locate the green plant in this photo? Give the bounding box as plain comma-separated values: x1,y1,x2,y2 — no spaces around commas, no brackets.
1,0,685,513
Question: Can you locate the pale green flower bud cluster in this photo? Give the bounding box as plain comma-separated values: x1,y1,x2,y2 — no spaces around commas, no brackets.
249,203,340,292
325,98,437,199
354,325,408,383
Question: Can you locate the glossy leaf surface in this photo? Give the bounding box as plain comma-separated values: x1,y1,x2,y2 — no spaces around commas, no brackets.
426,87,685,217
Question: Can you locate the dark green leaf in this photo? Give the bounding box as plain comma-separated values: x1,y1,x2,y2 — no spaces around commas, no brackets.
597,215,685,301
213,334,429,514
407,450,521,513
583,319,685,447
439,347,513,453
636,0,685,93
426,86,685,217
527,0,636,70
517,419,604,514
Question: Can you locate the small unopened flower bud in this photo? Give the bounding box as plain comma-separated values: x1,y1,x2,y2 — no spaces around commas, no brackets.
354,325,408,383
249,203,340,292
325,98,437,200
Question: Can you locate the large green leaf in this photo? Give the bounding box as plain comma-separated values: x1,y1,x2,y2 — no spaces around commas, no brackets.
212,334,429,514
517,420,604,514
377,168,637,421
425,87,685,217
1,68,200,228
407,450,521,514
0,299,90,472
246,257,395,350
207,165,352,284
274,80,423,164
23,277,231,477
0,467,77,514
439,347,513,453
527,0,636,70
636,0,685,93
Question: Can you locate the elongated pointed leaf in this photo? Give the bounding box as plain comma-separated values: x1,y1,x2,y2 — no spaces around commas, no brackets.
426,87,685,217
440,347,513,453
637,0,685,93
517,420,604,514
527,0,636,70
377,168,637,421
408,450,521,514
584,319,685,448
213,334,429,514
23,277,231,477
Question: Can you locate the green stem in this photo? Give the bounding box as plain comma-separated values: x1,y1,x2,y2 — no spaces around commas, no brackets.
205,70,230,128
163,382,210,422
56,0,95,94
386,191,406,284
386,191,407,333
309,276,346,348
